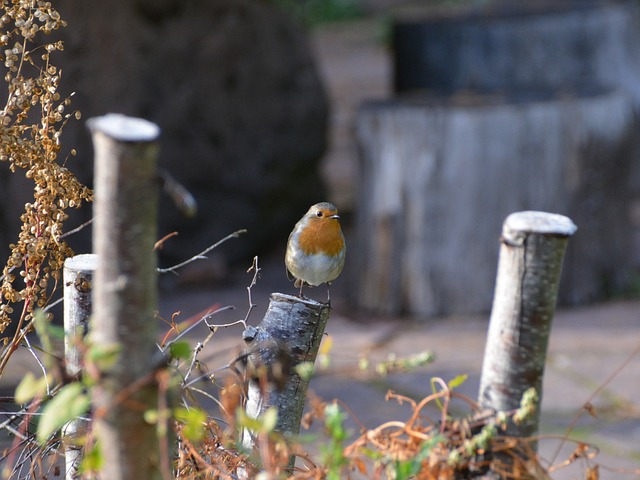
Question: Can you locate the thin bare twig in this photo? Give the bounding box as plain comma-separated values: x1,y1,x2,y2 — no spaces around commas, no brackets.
21,336,51,395
183,386,226,414
182,338,209,386
157,229,247,274
59,217,95,239
42,296,63,312
159,168,198,218
163,305,236,350
549,342,640,466
204,318,246,331
183,362,234,389
243,256,260,326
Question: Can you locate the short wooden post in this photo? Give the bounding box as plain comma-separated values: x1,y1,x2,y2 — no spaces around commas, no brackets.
478,211,577,441
88,114,163,479
242,294,331,463
63,253,97,479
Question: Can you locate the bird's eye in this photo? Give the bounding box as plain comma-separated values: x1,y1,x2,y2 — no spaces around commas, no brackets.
316,210,323,217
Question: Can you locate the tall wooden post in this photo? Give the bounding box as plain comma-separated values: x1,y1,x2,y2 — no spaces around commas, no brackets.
88,114,163,479
63,253,97,479
478,211,577,441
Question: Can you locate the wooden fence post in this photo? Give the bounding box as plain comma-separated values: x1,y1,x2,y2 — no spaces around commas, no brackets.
63,253,97,479
478,211,577,442
88,114,163,479
241,293,331,469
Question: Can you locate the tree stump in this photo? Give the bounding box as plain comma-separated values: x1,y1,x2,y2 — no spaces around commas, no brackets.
352,89,637,316
242,294,330,433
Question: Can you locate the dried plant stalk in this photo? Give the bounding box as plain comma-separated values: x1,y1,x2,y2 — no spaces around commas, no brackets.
0,1,92,374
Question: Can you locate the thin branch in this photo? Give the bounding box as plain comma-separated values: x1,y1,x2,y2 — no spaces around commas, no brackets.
549,342,640,466
21,336,50,395
183,363,232,389
162,305,236,351
159,168,198,218
42,296,63,312
243,256,260,326
59,217,95,239
0,265,15,283
183,387,227,417
204,318,246,330
157,229,247,274
182,340,207,386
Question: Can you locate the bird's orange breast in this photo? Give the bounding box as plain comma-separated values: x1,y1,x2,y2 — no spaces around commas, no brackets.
296,218,344,256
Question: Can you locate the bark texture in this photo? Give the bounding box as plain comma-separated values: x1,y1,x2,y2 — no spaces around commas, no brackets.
63,253,97,480
89,114,163,480
478,211,576,440
242,293,330,445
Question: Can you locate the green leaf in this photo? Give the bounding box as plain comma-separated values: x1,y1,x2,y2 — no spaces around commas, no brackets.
86,342,121,371
144,409,159,424
358,356,370,371
448,374,468,389
169,340,192,360
321,402,349,476
15,372,49,404
37,383,90,444
174,407,207,442
260,407,278,433
295,361,315,380
144,408,173,437
393,458,421,480
324,402,348,441
237,406,278,434
80,441,104,474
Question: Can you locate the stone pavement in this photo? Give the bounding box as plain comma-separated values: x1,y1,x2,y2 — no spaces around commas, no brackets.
1,261,637,479
156,268,640,480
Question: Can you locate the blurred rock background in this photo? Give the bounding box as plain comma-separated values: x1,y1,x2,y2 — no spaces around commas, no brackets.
1,0,332,279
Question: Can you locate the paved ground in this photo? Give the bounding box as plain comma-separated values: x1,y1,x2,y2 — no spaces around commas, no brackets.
2,270,639,479
155,269,640,480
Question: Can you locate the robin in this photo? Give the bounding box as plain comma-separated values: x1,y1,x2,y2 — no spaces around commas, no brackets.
285,202,346,303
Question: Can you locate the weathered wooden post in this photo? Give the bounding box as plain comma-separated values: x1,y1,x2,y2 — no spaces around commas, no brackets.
478,211,577,442
241,294,331,470
63,253,97,479
88,114,163,479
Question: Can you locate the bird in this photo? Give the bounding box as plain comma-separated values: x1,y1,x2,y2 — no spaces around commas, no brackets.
285,202,346,303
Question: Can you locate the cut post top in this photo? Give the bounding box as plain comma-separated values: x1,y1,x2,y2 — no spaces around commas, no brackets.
271,292,328,307
64,253,98,271
504,211,577,237
87,113,160,143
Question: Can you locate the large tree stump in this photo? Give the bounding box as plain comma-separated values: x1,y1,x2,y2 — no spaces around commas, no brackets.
352,90,636,316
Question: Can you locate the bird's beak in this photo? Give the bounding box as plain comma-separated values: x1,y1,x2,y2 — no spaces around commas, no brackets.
329,214,340,220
